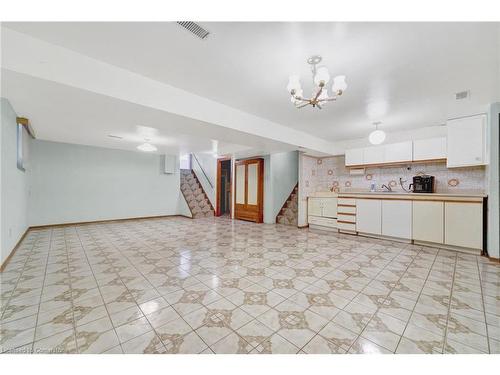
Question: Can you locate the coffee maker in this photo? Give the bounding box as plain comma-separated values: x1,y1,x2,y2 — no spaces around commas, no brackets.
410,175,435,193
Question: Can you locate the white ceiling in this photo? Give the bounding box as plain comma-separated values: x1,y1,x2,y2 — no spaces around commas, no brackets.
4,22,499,143
1,69,296,157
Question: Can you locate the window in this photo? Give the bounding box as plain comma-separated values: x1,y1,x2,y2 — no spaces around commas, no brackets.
16,118,31,172
16,123,25,171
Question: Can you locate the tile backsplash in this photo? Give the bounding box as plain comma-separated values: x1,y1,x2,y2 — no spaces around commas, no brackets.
300,154,486,196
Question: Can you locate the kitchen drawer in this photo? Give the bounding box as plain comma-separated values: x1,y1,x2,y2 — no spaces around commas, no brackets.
337,206,356,214
338,198,356,206
337,221,356,232
337,214,356,223
308,216,337,228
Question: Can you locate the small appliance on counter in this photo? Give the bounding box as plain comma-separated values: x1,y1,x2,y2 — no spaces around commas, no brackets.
410,175,435,193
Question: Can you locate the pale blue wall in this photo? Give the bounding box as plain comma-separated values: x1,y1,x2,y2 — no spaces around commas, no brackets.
1,98,30,265
29,140,188,226
263,151,299,224
488,103,500,258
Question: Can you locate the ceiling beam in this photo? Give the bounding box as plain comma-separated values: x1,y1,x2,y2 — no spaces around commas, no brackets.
1,27,337,155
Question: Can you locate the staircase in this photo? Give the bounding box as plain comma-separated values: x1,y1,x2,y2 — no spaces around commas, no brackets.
180,169,215,218
276,184,298,226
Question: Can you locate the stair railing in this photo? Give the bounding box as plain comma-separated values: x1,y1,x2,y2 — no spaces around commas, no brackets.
191,153,214,189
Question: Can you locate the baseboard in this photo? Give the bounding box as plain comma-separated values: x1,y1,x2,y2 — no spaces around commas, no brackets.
29,214,191,229
0,228,29,272
413,240,481,256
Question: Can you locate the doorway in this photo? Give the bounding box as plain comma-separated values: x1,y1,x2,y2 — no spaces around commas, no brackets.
216,158,232,217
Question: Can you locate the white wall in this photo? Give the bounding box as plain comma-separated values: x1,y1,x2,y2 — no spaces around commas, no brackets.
1,98,30,266
29,140,188,226
487,102,500,259
297,152,308,227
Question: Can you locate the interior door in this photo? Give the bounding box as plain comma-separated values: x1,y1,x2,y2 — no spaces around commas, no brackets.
234,158,264,223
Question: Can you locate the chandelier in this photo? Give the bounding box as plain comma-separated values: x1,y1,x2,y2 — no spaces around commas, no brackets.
287,55,347,109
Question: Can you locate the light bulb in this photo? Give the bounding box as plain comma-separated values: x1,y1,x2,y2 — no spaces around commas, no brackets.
314,66,330,86
332,75,347,93
368,129,386,145
286,75,301,93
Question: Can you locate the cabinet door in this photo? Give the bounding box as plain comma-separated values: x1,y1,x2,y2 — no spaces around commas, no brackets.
412,201,444,244
445,202,483,250
384,141,413,163
356,199,382,235
363,146,385,165
447,114,486,167
308,198,322,217
321,198,338,218
345,148,364,166
413,137,446,161
382,200,412,239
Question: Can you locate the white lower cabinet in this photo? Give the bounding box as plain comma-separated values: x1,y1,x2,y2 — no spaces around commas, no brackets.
308,198,322,216
382,200,412,239
445,202,483,250
356,199,382,235
412,201,444,244
322,198,338,218
308,197,338,230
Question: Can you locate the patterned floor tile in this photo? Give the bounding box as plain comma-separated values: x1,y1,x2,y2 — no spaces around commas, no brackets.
1,217,499,354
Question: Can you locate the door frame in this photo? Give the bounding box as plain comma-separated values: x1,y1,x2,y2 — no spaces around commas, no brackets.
215,156,232,217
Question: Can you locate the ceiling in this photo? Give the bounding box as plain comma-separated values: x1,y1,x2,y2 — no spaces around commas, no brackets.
1,70,296,157
3,22,499,143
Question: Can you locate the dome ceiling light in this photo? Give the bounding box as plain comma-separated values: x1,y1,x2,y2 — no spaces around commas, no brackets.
137,138,157,152
287,55,347,109
368,121,386,145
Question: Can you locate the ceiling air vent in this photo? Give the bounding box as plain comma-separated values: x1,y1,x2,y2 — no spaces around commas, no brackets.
455,90,470,100
177,21,210,40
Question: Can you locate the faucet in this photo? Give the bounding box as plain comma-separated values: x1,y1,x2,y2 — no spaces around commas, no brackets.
381,184,392,192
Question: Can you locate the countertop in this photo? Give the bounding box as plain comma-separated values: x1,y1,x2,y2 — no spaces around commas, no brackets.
308,190,487,202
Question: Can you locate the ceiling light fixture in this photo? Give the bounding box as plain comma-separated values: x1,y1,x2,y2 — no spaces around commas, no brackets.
287,55,347,109
137,139,157,152
368,122,386,145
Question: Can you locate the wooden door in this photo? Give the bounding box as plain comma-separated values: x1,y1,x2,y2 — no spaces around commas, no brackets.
234,158,264,223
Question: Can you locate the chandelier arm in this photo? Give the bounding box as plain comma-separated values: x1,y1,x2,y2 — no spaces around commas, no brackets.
313,86,323,101
296,102,310,109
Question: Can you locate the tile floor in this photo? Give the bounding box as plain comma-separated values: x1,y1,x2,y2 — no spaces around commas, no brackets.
1,216,499,354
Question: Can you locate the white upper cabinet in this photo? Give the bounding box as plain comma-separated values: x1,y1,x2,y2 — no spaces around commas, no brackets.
345,148,364,166
363,146,385,165
447,114,487,168
413,137,446,161
384,141,413,163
